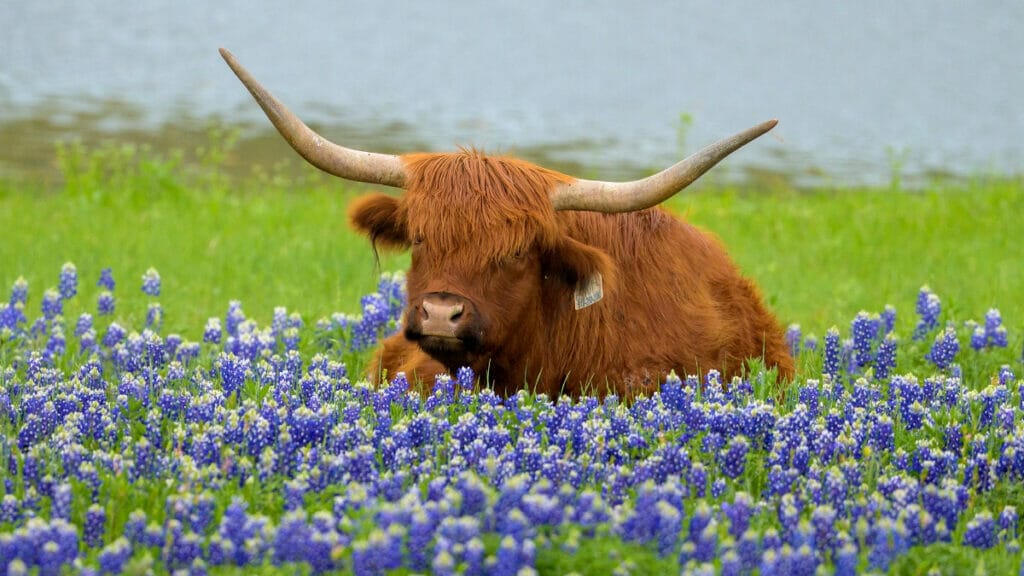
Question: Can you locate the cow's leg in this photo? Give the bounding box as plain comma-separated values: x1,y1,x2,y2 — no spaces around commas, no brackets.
368,333,449,392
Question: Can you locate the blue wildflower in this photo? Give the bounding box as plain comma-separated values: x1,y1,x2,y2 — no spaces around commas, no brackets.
913,286,941,340
10,276,28,304
97,537,131,574
823,327,840,380
141,267,161,297
41,289,62,320
851,311,880,369
785,324,801,357
51,483,72,521
145,303,163,331
963,510,997,549
58,262,78,300
927,326,959,370
985,309,1008,347
881,304,896,334
999,506,1018,541
719,436,750,479
85,504,106,548
97,268,115,291
97,291,115,316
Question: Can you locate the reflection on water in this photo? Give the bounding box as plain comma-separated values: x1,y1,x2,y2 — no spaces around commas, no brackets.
1,2,1021,187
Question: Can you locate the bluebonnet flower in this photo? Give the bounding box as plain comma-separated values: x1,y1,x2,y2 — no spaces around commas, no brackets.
44,327,66,360
123,510,148,544
51,483,72,520
719,436,750,479
803,334,818,352
997,365,1015,387
0,301,27,333
10,276,28,304
456,366,476,391
97,268,115,291
85,504,106,547
688,462,707,498
192,494,216,535
491,535,535,576
881,304,896,334
1,494,19,523
913,286,941,340
97,537,131,574
984,309,1008,347
141,267,161,297
97,291,115,316
58,263,77,300
970,324,988,351
226,301,246,337
271,510,312,566
218,353,249,397
851,311,879,369
41,289,62,320
167,521,202,568
963,510,997,549
823,327,840,380
203,318,222,344
281,327,300,351
102,322,125,349
870,415,895,453
785,324,801,357
720,550,742,576
74,313,93,338
999,506,1018,540
874,334,897,380
867,517,908,572
927,326,959,370
146,303,163,331
723,492,753,539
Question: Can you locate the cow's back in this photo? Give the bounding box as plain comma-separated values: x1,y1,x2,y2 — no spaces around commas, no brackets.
532,208,793,396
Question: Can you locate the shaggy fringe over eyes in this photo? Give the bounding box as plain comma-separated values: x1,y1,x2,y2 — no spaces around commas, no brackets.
400,150,574,260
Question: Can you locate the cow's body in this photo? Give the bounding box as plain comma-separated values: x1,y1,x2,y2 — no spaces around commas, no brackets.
357,152,794,397
219,48,795,398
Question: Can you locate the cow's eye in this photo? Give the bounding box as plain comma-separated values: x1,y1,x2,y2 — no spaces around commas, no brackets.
412,235,424,245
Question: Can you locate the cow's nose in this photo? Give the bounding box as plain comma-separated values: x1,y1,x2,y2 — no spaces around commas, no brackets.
419,294,466,337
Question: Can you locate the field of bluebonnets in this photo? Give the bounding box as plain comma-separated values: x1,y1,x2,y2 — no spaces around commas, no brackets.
1,140,1023,575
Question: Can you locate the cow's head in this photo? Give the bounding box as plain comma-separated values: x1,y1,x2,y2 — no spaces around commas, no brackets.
220,48,777,373
348,151,618,372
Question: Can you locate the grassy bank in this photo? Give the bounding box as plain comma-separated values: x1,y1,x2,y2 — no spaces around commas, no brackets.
2,140,1020,344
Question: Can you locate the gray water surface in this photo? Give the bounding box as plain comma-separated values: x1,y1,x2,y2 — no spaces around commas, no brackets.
2,2,1022,185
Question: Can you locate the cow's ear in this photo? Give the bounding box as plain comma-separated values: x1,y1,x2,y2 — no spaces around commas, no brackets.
349,194,409,250
543,236,617,295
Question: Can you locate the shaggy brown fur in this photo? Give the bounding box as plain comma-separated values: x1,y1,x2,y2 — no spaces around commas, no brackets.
352,150,793,397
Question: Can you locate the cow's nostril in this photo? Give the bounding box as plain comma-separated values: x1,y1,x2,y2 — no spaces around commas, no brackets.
449,304,464,322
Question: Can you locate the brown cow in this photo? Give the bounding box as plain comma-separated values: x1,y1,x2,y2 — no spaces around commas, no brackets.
221,49,795,398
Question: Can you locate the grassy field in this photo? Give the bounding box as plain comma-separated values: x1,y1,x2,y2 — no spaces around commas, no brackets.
1,138,1023,575
2,139,1020,345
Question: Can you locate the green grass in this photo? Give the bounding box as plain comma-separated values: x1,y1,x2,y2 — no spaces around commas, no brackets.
666,177,1022,338
0,136,1020,380
2,137,1019,349
0,140,405,336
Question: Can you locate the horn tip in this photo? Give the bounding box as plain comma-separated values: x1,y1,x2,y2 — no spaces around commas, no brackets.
219,47,235,63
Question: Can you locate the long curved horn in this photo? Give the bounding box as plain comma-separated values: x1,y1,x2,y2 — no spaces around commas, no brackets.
219,48,406,188
550,119,778,212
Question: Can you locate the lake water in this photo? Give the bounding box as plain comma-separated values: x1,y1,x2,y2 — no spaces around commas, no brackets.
2,2,1021,185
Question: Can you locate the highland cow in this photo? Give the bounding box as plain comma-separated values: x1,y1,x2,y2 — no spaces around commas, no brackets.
221,48,794,397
